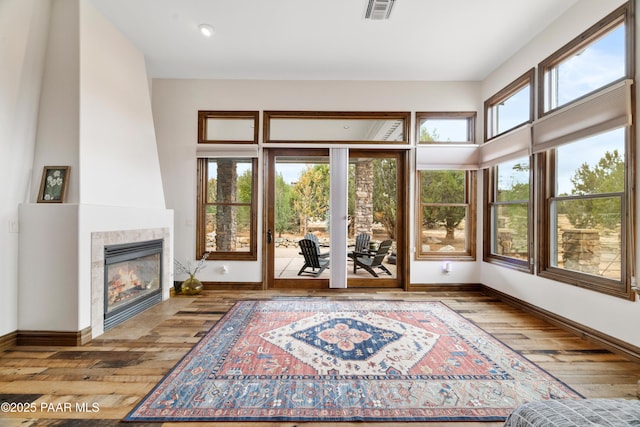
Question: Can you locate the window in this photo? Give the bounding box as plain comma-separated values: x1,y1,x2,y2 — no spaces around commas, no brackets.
198,111,259,144
417,170,476,260
535,2,634,299
485,70,534,140
264,111,410,144
196,158,258,260
539,129,628,296
484,156,531,271
417,112,475,144
539,4,629,115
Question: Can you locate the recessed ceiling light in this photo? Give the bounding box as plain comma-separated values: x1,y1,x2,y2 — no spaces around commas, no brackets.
198,24,214,37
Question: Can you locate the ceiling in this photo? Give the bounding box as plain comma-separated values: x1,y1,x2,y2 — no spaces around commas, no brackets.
89,0,578,81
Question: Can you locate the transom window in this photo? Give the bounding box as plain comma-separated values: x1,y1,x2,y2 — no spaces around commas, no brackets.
484,70,534,140
416,112,475,144
539,6,629,115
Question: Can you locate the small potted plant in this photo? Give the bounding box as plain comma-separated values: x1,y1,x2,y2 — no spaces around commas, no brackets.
174,252,210,295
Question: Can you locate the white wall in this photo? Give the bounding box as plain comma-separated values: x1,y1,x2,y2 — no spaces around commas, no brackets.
79,0,166,208
30,0,80,203
152,79,482,283
480,0,640,348
17,0,173,335
0,0,51,337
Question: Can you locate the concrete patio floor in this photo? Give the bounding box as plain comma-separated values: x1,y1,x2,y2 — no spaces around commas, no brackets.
274,247,397,279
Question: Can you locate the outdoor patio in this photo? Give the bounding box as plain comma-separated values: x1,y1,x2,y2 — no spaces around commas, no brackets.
274,246,397,279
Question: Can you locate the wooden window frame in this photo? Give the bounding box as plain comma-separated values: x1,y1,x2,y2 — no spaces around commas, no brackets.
483,158,533,272
415,170,477,261
196,157,258,261
198,111,259,144
536,133,633,300
484,69,535,141
263,111,411,144
416,112,476,144
538,2,634,118
535,2,635,300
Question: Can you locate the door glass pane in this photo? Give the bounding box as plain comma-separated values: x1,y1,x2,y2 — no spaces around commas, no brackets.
274,156,330,278
347,156,397,279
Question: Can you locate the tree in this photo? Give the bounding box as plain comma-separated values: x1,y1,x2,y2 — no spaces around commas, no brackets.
496,161,530,255
236,168,253,233
275,173,294,237
292,165,329,234
372,158,397,239
566,150,624,229
419,127,466,244
421,170,466,243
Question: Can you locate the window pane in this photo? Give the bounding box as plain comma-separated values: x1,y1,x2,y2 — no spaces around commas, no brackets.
420,170,465,203
493,203,528,260
205,118,255,141
496,157,529,202
551,197,621,280
207,159,254,202
420,206,467,252
419,118,470,143
554,24,625,109
268,118,406,142
201,158,255,258
205,206,252,252
496,85,530,134
555,128,625,196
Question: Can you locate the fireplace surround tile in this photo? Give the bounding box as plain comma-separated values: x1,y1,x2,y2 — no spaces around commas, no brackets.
91,228,170,338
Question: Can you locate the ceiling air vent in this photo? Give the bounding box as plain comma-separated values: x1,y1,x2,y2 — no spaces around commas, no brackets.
364,0,395,20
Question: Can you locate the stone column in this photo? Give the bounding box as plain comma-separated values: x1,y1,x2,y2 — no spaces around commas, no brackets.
562,229,600,274
216,159,237,251
354,159,373,237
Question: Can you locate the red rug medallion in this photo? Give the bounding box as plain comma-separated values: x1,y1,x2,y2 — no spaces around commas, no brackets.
125,299,582,422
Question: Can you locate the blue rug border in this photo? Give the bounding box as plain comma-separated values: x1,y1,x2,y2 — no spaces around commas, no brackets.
123,298,585,423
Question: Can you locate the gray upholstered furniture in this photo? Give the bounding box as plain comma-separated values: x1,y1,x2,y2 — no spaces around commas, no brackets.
503,399,640,427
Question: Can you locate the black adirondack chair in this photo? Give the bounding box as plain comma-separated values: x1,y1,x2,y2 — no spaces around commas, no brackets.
353,239,393,277
297,238,330,277
304,233,330,258
347,233,371,268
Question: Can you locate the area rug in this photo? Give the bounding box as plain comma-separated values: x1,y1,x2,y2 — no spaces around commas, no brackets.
124,299,583,422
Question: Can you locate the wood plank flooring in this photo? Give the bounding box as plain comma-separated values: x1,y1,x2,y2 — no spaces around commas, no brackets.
1,289,639,427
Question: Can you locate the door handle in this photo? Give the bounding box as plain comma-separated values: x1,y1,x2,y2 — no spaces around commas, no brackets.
267,229,273,244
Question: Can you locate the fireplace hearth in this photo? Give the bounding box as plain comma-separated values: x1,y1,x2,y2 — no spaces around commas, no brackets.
104,239,162,330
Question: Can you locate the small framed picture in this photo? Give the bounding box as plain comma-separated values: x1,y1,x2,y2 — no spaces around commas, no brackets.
37,166,70,203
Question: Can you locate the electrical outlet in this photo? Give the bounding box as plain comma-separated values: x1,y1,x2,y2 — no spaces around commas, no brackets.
9,220,19,233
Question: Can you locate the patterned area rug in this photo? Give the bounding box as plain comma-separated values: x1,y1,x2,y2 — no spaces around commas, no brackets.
124,299,582,422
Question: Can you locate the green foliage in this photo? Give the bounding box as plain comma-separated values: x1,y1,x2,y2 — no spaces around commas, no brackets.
293,164,330,234
236,168,253,232
420,170,466,242
275,173,295,236
566,150,624,229
495,161,530,255
372,158,397,239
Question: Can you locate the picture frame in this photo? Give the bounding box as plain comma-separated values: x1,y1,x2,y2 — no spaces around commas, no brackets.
37,166,70,203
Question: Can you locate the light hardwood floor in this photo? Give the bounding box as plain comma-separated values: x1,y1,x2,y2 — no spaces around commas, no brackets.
1,289,639,427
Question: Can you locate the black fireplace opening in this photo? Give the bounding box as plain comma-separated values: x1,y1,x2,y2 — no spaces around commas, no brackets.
104,239,163,330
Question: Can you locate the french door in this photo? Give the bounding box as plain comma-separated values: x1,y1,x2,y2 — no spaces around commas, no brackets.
264,147,408,289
